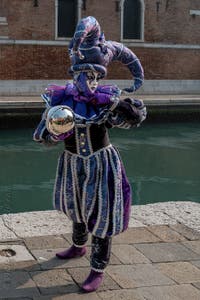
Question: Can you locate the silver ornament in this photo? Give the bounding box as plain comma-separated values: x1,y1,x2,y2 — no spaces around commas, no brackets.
46,105,75,136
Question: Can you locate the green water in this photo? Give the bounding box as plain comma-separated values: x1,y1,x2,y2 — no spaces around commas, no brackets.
0,123,200,214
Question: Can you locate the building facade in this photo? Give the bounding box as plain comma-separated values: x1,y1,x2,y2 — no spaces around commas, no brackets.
0,0,199,81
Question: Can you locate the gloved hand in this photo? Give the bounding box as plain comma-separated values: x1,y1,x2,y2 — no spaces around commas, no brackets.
114,98,147,124
124,98,144,108
124,98,147,122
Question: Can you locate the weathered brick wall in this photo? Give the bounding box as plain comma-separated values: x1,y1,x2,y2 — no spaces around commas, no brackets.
0,0,55,40
0,45,69,80
0,44,199,80
1,0,199,44
145,0,200,44
0,0,199,80
108,47,200,80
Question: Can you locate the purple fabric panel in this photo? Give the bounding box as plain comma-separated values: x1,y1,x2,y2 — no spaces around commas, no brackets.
121,162,132,231
88,163,114,236
51,130,74,141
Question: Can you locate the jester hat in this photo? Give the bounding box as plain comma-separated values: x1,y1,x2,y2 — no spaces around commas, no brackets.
68,16,144,92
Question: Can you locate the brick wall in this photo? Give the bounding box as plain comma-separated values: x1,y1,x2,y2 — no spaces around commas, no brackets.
145,0,200,44
0,0,199,80
0,44,199,80
0,0,199,44
0,0,55,40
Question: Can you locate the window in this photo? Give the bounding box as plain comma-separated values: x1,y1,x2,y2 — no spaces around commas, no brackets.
56,0,81,39
121,0,144,41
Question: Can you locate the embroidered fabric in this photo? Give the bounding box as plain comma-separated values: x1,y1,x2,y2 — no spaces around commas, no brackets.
53,145,131,238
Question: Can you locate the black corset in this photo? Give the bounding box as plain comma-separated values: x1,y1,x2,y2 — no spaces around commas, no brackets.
64,123,110,154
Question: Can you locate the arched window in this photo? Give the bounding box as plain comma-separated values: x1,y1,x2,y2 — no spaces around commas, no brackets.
121,0,144,41
55,0,81,39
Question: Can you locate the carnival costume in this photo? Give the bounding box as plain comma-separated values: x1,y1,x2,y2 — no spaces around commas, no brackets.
33,16,146,292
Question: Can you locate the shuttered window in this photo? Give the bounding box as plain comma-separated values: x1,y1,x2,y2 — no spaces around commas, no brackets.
122,0,143,40
57,0,77,38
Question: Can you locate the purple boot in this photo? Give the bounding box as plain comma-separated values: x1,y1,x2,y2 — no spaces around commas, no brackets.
56,245,86,259
82,269,104,292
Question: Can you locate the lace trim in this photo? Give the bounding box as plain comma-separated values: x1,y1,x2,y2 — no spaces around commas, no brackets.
64,144,112,159
91,267,105,273
71,156,81,223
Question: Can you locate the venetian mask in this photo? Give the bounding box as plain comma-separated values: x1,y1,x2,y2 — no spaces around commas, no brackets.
74,71,102,95
85,71,102,93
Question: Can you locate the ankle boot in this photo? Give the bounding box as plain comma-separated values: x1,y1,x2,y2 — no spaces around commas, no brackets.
56,245,86,259
82,269,104,292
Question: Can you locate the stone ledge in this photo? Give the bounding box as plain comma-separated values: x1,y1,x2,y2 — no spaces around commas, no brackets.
0,202,200,241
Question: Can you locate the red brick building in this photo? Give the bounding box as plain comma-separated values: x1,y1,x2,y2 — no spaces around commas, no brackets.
0,0,199,81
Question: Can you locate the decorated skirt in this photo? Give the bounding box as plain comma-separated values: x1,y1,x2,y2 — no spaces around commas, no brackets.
53,144,131,238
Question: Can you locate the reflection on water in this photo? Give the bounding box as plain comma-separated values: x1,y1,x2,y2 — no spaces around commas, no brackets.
0,122,200,214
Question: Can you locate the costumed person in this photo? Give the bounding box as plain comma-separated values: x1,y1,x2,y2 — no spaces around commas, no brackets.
33,16,146,292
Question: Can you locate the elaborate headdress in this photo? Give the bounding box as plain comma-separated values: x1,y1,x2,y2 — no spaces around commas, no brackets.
68,16,144,93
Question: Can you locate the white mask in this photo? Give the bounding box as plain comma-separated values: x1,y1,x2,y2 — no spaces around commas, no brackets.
86,71,101,93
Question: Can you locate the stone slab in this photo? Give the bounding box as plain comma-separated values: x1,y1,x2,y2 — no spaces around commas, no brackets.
192,282,200,290
1,79,199,96
0,270,40,298
137,284,200,300
161,202,200,231
1,202,200,242
5,298,31,300
135,242,200,263
33,292,101,300
106,264,174,288
147,225,187,242
133,202,200,231
24,235,70,250
2,210,72,238
68,267,120,292
156,262,200,283
98,289,145,300
0,259,40,271
131,205,177,226
31,269,79,295
191,260,200,269
0,217,18,241
112,228,160,244
0,244,35,265
170,223,200,241
128,218,146,227
111,244,150,264
31,248,90,270
182,241,200,255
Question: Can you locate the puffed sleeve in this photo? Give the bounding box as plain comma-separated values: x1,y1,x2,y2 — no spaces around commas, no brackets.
106,98,147,129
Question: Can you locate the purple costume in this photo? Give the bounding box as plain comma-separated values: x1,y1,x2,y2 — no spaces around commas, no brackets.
33,16,146,282
34,83,146,238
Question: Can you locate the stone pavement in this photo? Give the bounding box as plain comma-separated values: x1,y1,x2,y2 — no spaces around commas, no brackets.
1,221,200,299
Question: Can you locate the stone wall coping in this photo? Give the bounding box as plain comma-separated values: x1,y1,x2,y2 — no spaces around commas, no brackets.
0,202,200,240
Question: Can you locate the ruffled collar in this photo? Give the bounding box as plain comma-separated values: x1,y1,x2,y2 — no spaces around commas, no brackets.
65,83,95,103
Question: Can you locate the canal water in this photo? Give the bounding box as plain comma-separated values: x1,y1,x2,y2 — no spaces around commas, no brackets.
0,122,200,214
